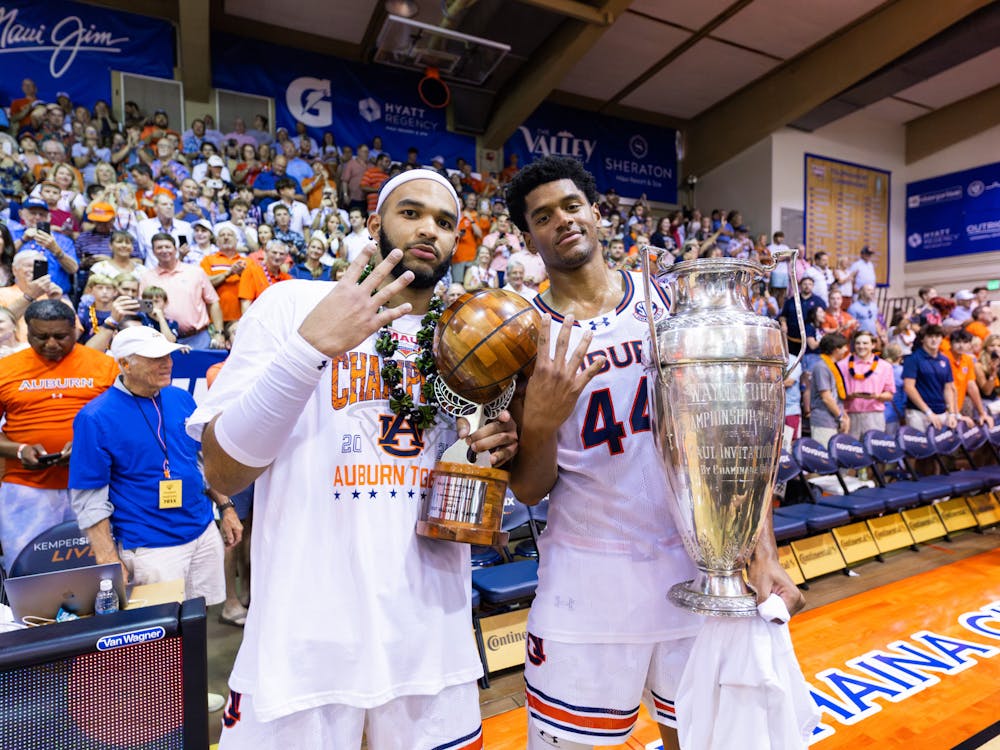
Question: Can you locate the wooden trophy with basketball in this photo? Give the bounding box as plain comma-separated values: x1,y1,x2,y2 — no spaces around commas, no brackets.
416,289,541,545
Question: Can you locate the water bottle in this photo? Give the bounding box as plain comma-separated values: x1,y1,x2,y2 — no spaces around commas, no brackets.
95,578,119,615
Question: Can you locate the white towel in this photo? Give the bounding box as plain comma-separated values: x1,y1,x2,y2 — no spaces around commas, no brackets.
676,594,820,749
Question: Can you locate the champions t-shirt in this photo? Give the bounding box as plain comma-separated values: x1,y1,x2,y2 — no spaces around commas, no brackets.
186,280,482,720
0,345,118,489
69,385,213,549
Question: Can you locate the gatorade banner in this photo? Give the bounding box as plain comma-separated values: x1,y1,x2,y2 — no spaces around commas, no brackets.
503,101,678,203
211,33,476,167
906,160,1000,261
0,0,174,106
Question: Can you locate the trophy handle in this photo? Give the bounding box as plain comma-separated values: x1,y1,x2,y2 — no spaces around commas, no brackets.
772,247,805,378
640,244,667,382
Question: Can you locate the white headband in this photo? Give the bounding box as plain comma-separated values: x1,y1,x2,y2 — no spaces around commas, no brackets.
374,168,461,218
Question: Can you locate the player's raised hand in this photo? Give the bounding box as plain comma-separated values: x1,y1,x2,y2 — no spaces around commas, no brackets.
523,314,605,434
298,243,415,357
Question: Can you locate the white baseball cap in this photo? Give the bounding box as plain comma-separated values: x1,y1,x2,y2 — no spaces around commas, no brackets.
110,326,184,360
955,289,975,301
208,155,225,167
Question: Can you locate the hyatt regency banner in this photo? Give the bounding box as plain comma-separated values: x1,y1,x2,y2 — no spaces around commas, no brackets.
906,160,1000,261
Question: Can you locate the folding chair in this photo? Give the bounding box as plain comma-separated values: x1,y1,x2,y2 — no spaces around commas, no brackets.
791,438,887,519
826,434,922,511
936,423,1000,487
471,495,539,687
863,430,956,503
896,427,988,498
513,496,549,560
773,451,851,533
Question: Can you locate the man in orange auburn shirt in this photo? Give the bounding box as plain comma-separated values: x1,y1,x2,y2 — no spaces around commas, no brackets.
239,240,293,313
0,300,119,569
201,223,247,342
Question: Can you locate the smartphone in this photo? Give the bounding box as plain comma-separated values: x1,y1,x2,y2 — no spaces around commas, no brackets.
33,258,48,280
34,452,63,466
37,221,51,234
139,299,155,314
178,235,188,246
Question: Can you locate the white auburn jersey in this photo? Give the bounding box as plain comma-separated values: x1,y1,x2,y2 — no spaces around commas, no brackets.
188,280,481,722
528,270,702,643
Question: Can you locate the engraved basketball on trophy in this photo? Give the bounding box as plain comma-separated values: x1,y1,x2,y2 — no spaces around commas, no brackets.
416,289,541,545
641,246,805,616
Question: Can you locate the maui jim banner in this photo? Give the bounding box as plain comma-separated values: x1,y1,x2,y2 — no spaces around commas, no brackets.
211,33,476,167
0,0,174,104
503,101,678,203
906,160,1000,261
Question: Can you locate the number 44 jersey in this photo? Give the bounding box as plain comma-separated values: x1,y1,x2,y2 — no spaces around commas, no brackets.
529,271,702,644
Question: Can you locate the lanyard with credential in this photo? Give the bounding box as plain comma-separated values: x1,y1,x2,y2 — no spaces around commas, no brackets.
132,392,184,509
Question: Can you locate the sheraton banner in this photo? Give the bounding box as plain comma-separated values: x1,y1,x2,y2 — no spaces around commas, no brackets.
906,160,1000,261
0,0,174,106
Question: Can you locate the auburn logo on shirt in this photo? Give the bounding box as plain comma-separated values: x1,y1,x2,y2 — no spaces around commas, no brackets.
377,413,425,457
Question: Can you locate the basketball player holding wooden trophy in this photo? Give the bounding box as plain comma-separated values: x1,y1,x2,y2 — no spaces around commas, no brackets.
505,156,804,750
190,170,517,750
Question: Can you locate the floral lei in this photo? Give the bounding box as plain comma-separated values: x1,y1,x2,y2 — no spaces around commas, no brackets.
848,354,879,380
361,263,445,429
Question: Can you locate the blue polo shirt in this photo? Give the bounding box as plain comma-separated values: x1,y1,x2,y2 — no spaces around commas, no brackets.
70,384,213,550
253,171,302,212
902,347,953,414
12,226,78,293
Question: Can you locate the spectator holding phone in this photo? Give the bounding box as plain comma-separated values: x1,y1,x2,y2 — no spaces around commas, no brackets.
11,198,79,295
0,250,67,342
0,299,118,569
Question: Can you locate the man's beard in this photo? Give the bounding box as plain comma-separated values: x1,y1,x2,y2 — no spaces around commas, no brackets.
378,230,451,290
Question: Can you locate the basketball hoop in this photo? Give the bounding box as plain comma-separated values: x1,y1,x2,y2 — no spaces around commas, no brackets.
418,67,450,109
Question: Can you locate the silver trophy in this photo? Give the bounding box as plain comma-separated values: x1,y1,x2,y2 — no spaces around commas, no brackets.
641,248,804,617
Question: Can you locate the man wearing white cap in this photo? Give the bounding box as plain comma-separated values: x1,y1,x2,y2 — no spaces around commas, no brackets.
189,169,518,748
69,326,242,600
950,289,976,325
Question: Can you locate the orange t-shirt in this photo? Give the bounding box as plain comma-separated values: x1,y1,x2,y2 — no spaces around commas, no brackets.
238,261,292,304
965,320,990,342
0,345,118,489
454,211,491,264
360,167,389,215
942,344,975,409
201,252,245,322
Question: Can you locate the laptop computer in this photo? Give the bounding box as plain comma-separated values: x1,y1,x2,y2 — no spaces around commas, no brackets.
3,563,129,623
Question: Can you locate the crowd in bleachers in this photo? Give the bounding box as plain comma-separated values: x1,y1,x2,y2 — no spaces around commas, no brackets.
2,76,1000,609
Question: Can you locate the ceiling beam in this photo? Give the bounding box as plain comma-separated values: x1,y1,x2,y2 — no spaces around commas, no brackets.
906,83,1000,164
479,0,631,149
515,0,614,25
683,0,995,179
548,90,687,131
177,0,211,102
607,0,756,106
209,0,363,61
